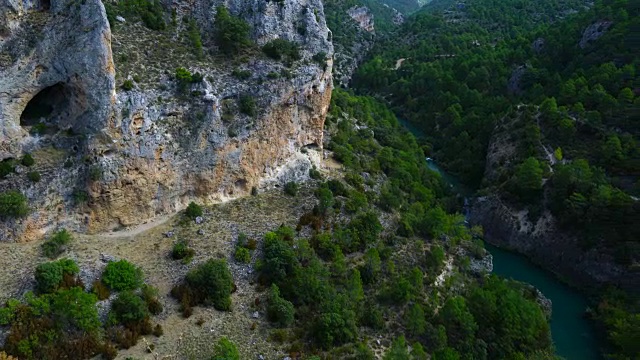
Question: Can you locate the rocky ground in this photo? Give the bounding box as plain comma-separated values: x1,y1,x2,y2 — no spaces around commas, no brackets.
0,185,321,359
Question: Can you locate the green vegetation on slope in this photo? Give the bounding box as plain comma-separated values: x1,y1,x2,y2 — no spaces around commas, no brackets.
353,0,639,357
0,258,163,359
251,88,556,359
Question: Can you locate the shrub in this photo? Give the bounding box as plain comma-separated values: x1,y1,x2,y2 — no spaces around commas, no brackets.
191,72,204,83
212,337,240,360
186,19,203,59
315,187,334,215
0,159,15,179
345,191,368,213
27,171,41,182
309,166,322,180
89,166,103,181
3,287,101,358
107,0,166,30
313,51,327,69
141,284,163,315
35,258,80,294
185,201,203,219
262,39,300,62
404,303,427,336
73,189,89,204
176,67,192,83
361,302,384,329
237,232,248,247
234,246,251,263
261,232,297,284
172,241,195,262
122,80,134,91
266,284,295,327
232,68,251,80
21,153,35,167
175,67,195,92
327,179,348,197
102,260,143,291
182,259,234,311
0,190,29,218
41,229,72,258
139,0,165,30
50,287,101,332
239,94,256,116
284,181,299,196
214,6,251,54
153,324,164,336
110,291,149,326
92,280,111,300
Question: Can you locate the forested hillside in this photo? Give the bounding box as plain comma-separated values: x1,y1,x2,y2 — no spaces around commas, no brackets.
355,0,639,262
353,0,639,358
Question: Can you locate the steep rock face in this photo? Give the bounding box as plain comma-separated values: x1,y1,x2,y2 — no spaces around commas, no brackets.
347,6,375,32
331,6,374,87
579,20,612,48
0,0,333,238
469,195,640,290
0,0,115,158
469,111,640,290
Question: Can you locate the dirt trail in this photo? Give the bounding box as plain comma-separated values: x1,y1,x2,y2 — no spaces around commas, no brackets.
99,215,172,239
0,187,318,359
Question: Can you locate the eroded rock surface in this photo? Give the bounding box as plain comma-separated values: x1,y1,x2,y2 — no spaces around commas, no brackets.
579,20,612,48
0,0,333,239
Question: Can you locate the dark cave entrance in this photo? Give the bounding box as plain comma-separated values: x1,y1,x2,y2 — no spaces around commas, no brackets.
41,0,51,10
20,83,68,127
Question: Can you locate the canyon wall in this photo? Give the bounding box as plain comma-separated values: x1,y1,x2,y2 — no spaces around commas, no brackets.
0,0,333,239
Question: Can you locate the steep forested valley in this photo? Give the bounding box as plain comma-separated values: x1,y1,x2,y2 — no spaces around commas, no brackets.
349,0,639,358
0,0,637,358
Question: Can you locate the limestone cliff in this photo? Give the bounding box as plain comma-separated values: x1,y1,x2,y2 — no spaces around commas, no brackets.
0,0,333,239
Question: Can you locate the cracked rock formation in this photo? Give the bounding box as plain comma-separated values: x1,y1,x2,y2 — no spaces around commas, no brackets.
0,0,333,239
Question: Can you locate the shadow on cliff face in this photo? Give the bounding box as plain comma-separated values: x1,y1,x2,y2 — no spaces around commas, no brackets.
19,81,89,133
20,83,66,127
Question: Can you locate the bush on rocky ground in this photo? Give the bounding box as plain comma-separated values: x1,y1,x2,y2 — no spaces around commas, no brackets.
35,258,80,294
0,190,29,218
185,201,203,219
211,337,240,360
41,229,72,259
171,259,234,315
102,260,144,291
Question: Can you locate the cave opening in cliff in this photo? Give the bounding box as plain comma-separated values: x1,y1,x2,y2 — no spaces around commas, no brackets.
20,83,67,128
41,0,51,10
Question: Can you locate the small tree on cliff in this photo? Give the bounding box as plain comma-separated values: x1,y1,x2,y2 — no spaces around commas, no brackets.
214,6,251,55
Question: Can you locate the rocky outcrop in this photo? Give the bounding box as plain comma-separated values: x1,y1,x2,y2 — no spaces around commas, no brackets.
347,6,375,32
0,0,115,158
0,0,333,238
579,20,612,48
330,6,376,87
507,64,529,95
468,195,640,291
532,37,545,53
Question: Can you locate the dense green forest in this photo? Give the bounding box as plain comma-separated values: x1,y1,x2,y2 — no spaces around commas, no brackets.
259,88,558,359
352,0,639,358
354,0,640,269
